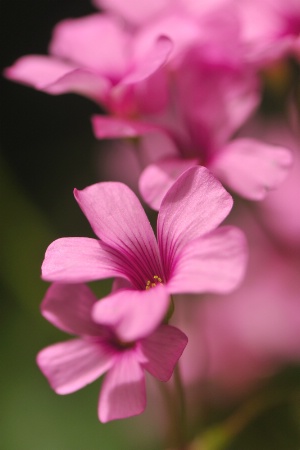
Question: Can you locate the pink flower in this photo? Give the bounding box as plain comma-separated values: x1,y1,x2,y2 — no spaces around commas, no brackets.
91,25,291,208
42,167,247,301
173,204,300,397
37,283,188,422
87,3,291,208
4,13,172,116
93,0,238,29
93,0,172,25
91,0,259,140
136,118,292,210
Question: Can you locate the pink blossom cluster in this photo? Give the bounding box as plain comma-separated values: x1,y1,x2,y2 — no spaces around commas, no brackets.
38,166,247,422
5,0,300,442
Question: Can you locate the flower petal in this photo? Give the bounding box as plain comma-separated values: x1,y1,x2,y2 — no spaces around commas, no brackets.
176,48,259,151
92,284,170,342
93,0,172,25
107,36,171,115
140,325,188,381
139,157,198,210
92,115,159,139
41,237,127,283
4,56,110,102
98,350,146,422
178,0,237,17
133,13,200,65
4,55,75,89
167,226,248,294
49,14,129,77
121,36,172,85
37,339,116,394
41,283,102,336
210,138,293,200
74,182,163,289
44,68,110,102
157,166,233,280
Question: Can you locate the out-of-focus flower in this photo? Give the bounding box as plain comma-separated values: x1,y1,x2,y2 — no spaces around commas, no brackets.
90,0,259,143
93,0,238,30
42,167,247,305
237,0,300,65
4,13,172,116
37,283,187,422
174,205,300,398
7,3,290,207
87,3,292,208
92,50,291,208
249,118,300,249
135,118,293,210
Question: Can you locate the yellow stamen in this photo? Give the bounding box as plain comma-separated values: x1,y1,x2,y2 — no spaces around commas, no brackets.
145,275,163,290
153,275,162,282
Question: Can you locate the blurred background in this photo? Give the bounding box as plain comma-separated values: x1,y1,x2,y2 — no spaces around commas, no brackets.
2,1,300,449
1,2,156,449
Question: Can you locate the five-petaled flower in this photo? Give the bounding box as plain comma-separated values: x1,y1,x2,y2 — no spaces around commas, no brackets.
37,283,188,422
42,166,247,327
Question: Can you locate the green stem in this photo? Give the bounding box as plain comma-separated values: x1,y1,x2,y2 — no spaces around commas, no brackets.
174,362,188,449
192,387,300,450
161,295,188,448
131,136,144,171
164,296,175,323
159,363,189,449
159,381,179,448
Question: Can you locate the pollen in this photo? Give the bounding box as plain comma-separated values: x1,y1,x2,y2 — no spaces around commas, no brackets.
145,275,163,290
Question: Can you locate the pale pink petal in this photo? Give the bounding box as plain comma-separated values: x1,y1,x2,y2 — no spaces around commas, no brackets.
4,55,75,89
44,68,110,102
93,0,172,25
256,131,300,248
210,138,293,200
108,36,172,115
41,283,102,336
138,127,179,164
121,36,172,85
37,339,116,394
184,2,243,65
4,56,110,102
91,115,159,139
176,54,260,150
237,0,282,43
139,157,198,210
92,285,170,342
157,166,233,280
140,325,188,381
133,14,200,65
167,226,247,294
245,36,293,66
178,0,236,17
132,64,169,113
108,68,170,115
74,183,163,289
49,14,129,78
99,350,146,422
41,237,127,283
236,0,296,64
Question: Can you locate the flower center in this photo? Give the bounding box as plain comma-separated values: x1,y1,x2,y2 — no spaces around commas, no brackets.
145,275,163,290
